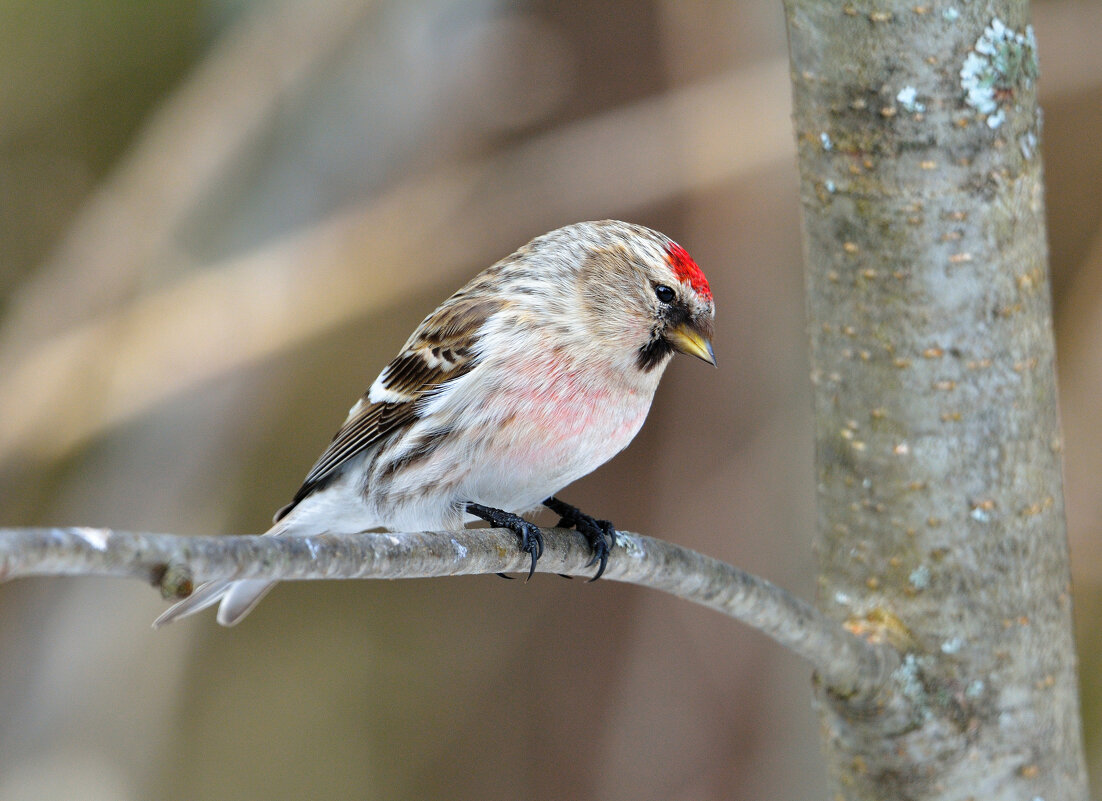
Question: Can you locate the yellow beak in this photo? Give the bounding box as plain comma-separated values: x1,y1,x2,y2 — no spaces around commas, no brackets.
668,323,716,366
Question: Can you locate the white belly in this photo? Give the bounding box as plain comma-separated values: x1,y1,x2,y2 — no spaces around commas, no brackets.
462,379,653,512
370,349,663,527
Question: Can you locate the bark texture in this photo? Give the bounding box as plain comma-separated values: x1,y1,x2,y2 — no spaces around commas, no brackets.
782,0,1088,798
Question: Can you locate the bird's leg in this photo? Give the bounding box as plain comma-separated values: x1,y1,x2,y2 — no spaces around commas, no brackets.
542,497,617,581
466,502,544,580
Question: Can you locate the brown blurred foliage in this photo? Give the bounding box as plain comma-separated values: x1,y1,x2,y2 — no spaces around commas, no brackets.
0,1,1098,799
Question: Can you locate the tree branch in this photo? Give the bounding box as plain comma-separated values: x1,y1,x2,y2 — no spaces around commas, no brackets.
0,526,896,700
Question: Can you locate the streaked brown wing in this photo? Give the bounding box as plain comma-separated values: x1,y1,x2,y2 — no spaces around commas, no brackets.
274,292,504,521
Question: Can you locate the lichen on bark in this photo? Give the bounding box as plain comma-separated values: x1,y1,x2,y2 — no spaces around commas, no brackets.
782,0,1088,798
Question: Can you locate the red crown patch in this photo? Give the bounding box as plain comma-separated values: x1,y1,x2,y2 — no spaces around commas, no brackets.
666,242,712,301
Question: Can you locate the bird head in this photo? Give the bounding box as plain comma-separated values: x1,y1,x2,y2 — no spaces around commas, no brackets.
563,221,715,375
638,238,716,370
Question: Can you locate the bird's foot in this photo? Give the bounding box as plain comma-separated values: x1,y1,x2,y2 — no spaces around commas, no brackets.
542,497,617,581
466,502,544,580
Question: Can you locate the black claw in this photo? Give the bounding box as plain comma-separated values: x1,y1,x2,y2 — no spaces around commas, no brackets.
467,502,545,579
588,553,609,582
599,520,617,549
542,497,618,581
583,536,610,581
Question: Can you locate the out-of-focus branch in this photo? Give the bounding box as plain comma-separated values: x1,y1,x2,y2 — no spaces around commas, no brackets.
0,0,375,349
0,526,898,700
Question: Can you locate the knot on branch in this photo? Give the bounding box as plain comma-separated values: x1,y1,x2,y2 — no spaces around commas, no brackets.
150,562,194,600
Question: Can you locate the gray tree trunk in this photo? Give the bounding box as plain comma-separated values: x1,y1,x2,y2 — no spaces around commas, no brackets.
782,0,1089,797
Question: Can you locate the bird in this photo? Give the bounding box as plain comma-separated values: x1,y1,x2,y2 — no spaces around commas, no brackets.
154,220,715,627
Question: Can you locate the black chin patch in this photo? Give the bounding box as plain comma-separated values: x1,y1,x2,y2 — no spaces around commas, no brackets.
637,335,675,372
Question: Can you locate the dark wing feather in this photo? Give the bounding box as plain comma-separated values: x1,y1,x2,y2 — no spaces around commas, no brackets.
274,292,505,521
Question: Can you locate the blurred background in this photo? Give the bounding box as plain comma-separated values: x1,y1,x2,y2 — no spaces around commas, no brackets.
0,1,1099,798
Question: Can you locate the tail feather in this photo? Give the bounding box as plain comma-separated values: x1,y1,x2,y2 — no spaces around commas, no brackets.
216,580,276,626
153,519,294,628
152,484,371,627
152,579,235,628
153,576,277,628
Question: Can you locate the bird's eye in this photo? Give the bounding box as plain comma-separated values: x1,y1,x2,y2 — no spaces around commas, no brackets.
654,284,676,304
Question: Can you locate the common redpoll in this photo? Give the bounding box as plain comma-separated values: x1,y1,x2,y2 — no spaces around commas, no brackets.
155,220,715,627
